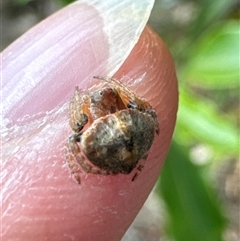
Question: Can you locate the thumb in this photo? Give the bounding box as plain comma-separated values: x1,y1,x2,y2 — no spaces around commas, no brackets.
2,2,178,241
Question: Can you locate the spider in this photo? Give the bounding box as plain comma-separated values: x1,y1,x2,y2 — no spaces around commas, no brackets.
66,76,159,184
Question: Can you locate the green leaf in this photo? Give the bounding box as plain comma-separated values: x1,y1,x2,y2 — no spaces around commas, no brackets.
189,0,238,38
157,142,226,241
175,0,238,62
184,21,239,89
56,0,76,5
175,89,239,155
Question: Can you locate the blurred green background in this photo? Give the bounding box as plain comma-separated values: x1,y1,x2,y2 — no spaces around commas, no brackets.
3,0,239,241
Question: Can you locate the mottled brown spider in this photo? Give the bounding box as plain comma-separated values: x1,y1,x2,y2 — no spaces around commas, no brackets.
66,76,159,184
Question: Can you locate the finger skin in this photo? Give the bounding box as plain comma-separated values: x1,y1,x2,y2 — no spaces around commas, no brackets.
2,5,178,241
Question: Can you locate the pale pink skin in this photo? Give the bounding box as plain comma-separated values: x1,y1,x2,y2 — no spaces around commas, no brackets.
2,4,178,241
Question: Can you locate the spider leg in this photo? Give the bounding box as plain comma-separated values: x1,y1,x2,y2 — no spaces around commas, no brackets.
65,137,82,184
131,154,148,181
66,133,115,183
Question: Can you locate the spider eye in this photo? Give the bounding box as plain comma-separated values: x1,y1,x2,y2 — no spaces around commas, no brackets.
82,113,88,122
76,114,88,131
75,134,81,142
127,100,138,109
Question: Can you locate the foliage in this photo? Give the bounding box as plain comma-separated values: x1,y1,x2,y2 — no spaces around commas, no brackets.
153,0,239,240
57,0,75,6
157,142,226,241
